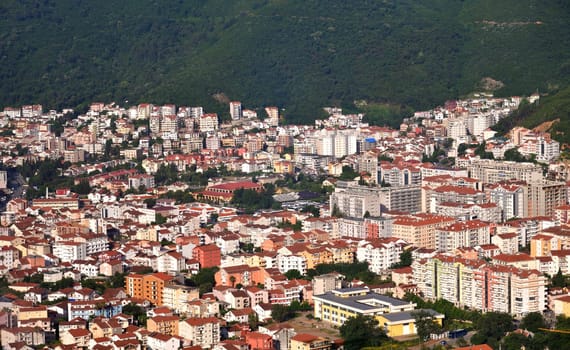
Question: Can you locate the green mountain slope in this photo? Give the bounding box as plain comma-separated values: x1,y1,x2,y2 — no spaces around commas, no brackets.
493,86,570,145
1,0,569,123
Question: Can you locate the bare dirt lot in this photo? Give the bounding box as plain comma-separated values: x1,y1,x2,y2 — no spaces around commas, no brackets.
280,311,341,340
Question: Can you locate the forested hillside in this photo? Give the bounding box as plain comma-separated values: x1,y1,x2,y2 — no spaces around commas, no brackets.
493,86,570,145
1,0,569,123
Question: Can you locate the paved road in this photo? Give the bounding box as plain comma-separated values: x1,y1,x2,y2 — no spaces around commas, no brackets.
0,169,27,211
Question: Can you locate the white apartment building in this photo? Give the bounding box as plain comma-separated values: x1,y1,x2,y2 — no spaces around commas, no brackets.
0,171,7,189
199,113,219,132
413,256,546,316
205,136,220,150
447,119,467,139
428,185,486,213
128,174,155,190
178,318,221,349
162,285,199,314
150,114,161,134
356,238,406,274
160,104,176,116
379,163,421,187
155,251,185,273
316,130,358,158
357,151,379,183
436,202,502,223
52,241,87,262
468,114,491,137
467,159,543,184
330,183,382,218
487,182,528,221
436,220,490,252
160,115,179,134
491,233,519,255
265,106,279,127
519,136,560,162
277,255,307,275
75,235,109,256
337,217,366,239
230,101,242,120
379,184,422,213
0,246,18,269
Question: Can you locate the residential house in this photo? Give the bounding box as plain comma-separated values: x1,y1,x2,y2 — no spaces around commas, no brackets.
290,334,332,350
147,315,180,336
0,328,45,348
61,328,91,347
100,260,124,277
245,332,273,350
147,333,181,350
178,317,221,349
225,290,251,310
224,308,254,323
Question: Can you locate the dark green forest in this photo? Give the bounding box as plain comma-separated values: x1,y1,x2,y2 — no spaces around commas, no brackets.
1,0,570,123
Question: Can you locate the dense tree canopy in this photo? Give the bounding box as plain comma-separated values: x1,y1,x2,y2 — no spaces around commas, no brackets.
471,312,514,348
271,304,293,323
231,184,279,213
520,312,547,333
412,310,443,341
340,315,388,350
2,1,570,124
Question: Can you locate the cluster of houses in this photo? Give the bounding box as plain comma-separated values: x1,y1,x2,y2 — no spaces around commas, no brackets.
0,91,568,349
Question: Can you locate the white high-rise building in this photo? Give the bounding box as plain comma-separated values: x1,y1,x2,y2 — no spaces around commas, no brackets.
320,135,335,156
447,119,467,139
0,171,7,189
471,115,490,137
265,106,279,127
199,114,219,132
316,131,358,158
230,101,242,120
334,134,348,158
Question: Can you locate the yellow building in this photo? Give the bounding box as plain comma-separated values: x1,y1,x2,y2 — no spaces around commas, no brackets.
313,288,444,337
291,334,332,350
530,233,561,257
327,244,355,264
244,254,266,268
273,160,295,174
313,288,416,326
553,296,570,317
136,227,158,241
17,306,48,321
376,310,444,337
299,247,333,270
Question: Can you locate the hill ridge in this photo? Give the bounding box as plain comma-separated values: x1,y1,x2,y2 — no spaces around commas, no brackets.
0,0,569,123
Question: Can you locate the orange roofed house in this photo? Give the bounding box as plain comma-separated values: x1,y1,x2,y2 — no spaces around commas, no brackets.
200,181,263,203
291,333,332,350
125,272,174,306
147,315,180,336
215,265,266,287
193,244,221,268
245,331,273,350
